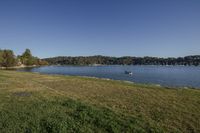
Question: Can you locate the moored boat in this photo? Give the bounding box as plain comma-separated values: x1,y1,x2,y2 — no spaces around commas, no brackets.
124,71,133,75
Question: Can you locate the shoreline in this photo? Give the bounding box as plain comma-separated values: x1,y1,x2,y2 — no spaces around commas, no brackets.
55,75,199,90
0,65,40,70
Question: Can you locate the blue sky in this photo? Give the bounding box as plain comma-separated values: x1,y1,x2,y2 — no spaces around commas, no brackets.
0,0,200,58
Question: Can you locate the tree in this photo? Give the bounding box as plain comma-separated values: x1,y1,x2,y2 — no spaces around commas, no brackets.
19,49,48,66
23,49,32,58
0,50,3,66
20,49,36,65
1,50,16,67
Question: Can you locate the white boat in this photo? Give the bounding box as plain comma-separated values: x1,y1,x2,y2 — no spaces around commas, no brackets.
124,71,133,75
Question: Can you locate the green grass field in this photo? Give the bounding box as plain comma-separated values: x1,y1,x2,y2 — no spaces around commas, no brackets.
0,70,199,133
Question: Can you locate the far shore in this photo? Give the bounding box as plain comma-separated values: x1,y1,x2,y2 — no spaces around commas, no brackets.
0,64,40,70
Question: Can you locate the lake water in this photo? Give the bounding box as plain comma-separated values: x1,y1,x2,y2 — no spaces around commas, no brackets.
17,65,200,88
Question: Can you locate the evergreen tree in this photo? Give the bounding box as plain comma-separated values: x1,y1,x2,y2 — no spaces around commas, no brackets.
20,49,35,65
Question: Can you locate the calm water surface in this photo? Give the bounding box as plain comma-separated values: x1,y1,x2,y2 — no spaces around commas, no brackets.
18,65,200,88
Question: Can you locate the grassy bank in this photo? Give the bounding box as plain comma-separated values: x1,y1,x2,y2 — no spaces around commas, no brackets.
0,70,199,132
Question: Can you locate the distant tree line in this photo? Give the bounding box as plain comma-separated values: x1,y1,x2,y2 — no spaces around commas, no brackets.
0,49,48,67
44,55,200,66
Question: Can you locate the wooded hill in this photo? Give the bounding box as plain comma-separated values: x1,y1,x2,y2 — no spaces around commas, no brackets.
44,55,200,66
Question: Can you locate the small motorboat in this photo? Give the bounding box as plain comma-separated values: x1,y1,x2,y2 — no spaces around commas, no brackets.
124,71,133,75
